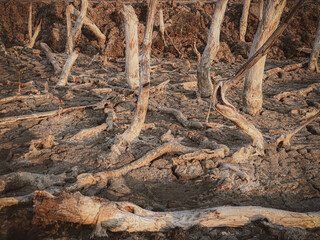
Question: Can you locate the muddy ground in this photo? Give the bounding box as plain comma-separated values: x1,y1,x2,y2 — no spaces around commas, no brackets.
0,0,320,239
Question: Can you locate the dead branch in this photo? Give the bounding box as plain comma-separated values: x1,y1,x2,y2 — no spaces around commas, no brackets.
34,191,320,235
165,30,181,56
27,3,42,49
276,111,320,147
0,172,66,194
68,4,106,48
65,0,88,54
0,105,91,126
263,61,308,80
159,8,167,46
173,148,226,163
57,50,79,86
73,140,194,189
107,0,158,161
273,83,320,101
69,123,107,142
0,93,52,105
213,82,265,155
40,42,62,74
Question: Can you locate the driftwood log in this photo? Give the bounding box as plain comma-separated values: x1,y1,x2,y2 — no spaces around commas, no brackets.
33,191,320,235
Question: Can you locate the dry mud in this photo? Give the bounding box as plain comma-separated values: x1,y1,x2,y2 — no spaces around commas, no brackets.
0,0,320,239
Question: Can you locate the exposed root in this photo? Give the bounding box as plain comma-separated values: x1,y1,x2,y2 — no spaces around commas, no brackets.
263,61,308,80
276,111,320,147
69,123,107,142
172,148,226,163
213,82,265,155
34,191,320,234
71,140,194,190
273,83,320,101
0,105,92,126
0,93,53,105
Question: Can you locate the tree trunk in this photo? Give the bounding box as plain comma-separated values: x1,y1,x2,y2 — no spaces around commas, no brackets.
239,0,251,42
197,0,228,98
243,0,286,115
27,2,41,49
123,4,140,89
57,50,79,86
308,18,320,72
34,191,320,236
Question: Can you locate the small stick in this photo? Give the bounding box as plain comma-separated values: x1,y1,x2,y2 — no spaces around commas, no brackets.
193,41,201,63
276,111,320,147
165,30,181,56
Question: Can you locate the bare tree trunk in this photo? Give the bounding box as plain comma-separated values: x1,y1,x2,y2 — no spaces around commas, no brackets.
27,2,42,49
239,0,251,42
34,191,320,236
40,42,61,74
308,18,320,72
65,0,88,54
123,5,140,89
243,0,286,115
259,0,264,21
57,50,79,86
67,4,106,49
197,0,228,98
159,8,167,46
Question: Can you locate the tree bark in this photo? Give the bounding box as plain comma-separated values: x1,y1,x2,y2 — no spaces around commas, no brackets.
197,0,228,98
259,0,264,21
308,18,320,72
243,0,286,115
123,4,140,89
34,191,320,235
239,0,251,42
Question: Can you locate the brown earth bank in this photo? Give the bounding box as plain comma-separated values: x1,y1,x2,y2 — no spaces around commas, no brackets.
0,0,320,239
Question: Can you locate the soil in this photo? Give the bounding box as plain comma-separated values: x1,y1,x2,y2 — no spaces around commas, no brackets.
0,0,320,239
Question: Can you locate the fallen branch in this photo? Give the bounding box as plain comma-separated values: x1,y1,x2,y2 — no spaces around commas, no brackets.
173,148,226,163
34,191,320,235
263,61,308,80
0,193,34,210
276,111,320,147
0,93,52,105
72,140,194,189
69,123,107,142
40,42,62,74
0,105,91,126
273,83,320,101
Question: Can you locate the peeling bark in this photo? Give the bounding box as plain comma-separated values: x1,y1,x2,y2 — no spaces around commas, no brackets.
123,4,140,89
197,0,228,98
34,191,320,234
308,18,320,72
239,0,251,42
243,0,286,115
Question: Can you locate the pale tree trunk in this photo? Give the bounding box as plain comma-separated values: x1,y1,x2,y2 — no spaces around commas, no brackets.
197,0,228,98
123,5,140,89
259,0,264,21
68,4,106,49
239,0,251,42
308,18,320,72
65,0,88,54
34,192,320,236
159,8,167,46
243,0,286,115
27,2,42,49
57,50,79,86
